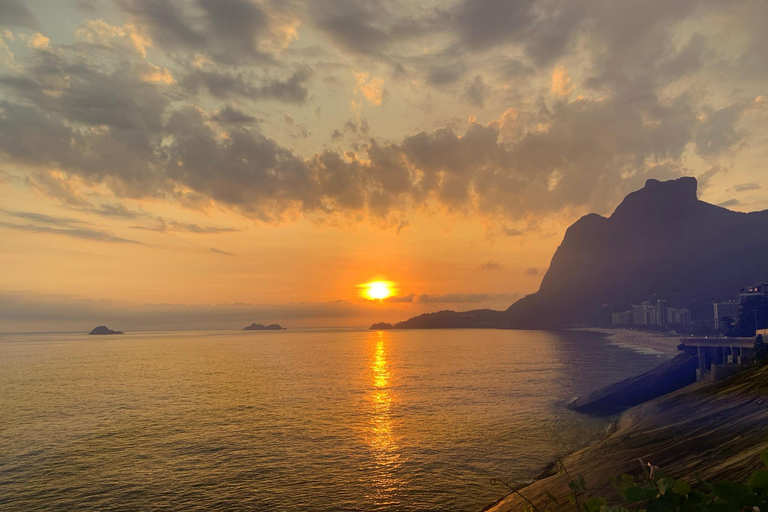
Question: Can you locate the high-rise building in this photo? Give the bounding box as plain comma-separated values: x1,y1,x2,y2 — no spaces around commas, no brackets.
632,305,645,326
612,311,631,326
713,302,741,329
656,300,669,326
679,308,692,326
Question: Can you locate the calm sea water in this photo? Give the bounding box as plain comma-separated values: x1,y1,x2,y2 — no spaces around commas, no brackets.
0,328,667,512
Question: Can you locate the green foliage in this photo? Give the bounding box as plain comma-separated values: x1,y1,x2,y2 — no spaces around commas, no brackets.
494,450,768,512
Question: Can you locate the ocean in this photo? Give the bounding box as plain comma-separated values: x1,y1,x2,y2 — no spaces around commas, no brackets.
0,328,668,511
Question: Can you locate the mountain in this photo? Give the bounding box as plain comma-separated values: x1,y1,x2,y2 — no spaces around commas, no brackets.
88,326,123,335
373,177,768,329
243,323,285,330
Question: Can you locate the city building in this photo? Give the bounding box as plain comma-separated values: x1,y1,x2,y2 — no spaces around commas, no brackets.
656,300,669,326
667,307,692,326
714,302,741,330
632,304,645,326
739,282,768,302
612,311,631,326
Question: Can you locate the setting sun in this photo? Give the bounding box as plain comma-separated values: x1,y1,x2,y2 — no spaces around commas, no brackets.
361,281,396,300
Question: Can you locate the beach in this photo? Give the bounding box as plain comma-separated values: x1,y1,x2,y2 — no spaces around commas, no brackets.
575,328,680,355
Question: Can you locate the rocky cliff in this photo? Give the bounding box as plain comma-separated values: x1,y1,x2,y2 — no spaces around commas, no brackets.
374,177,768,329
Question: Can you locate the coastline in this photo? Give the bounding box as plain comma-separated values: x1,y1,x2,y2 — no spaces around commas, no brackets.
481,356,767,512
573,327,680,355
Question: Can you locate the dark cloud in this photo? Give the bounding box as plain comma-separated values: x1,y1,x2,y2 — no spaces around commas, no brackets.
386,293,416,303
454,0,536,51
117,0,274,64
426,61,467,86
0,220,140,243
210,247,235,256
694,102,750,158
82,203,145,219
131,217,237,233
0,209,86,226
418,292,520,304
730,183,761,192
211,105,260,125
480,261,502,270
524,267,539,276
465,75,489,107
0,0,38,28
717,199,741,208
182,66,312,103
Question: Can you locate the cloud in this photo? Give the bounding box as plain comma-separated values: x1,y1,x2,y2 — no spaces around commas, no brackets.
0,292,410,331
181,66,312,103
354,72,385,106
717,199,741,208
729,183,761,192
211,105,260,125
0,0,38,29
550,65,574,96
131,217,237,234
465,75,488,107
417,292,520,304
0,220,141,243
210,247,234,256
524,267,539,276
386,293,416,303
74,19,150,56
480,261,502,270
0,209,86,226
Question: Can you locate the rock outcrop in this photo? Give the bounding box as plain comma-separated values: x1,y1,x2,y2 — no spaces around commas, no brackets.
243,323,285,330
88,326,123,335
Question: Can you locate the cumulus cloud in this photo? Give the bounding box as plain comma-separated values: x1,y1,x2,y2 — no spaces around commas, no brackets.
550,65,574,96
0,0,765,229
480,261,502,270
354,72,385,106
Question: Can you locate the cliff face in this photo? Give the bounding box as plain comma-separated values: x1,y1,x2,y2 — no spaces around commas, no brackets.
506,177,768,327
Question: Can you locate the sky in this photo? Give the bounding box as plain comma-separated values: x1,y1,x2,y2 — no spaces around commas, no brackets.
0,0,767,332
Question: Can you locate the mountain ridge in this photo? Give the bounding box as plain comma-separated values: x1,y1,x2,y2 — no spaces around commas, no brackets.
372,177,768,330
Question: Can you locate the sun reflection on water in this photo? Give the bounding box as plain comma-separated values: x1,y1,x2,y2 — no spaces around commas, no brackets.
365,330,403,504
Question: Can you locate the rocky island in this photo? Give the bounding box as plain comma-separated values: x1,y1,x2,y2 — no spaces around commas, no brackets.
243,323,285,331
88,326,123,335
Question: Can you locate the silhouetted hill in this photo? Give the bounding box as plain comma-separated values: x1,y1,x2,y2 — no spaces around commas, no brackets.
243,323,285,330
88,326,123,335
375,309,506,329
372,177,768,330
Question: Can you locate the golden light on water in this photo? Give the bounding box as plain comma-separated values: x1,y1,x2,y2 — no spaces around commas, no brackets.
360,280,396,300
365,330,403,502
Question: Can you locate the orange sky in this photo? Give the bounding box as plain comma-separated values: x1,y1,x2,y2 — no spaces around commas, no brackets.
1,0,767,331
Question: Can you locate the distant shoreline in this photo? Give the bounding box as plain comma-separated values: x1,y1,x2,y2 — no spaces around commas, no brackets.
572,327,679,355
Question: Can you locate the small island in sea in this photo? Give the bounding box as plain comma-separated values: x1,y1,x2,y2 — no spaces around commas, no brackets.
243,323,286,331
88,326,124,335
370,322,393,330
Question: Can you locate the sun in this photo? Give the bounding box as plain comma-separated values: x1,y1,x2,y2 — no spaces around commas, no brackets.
361,280,395,300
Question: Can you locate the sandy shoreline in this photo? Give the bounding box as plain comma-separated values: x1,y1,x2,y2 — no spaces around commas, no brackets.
573,327,680,355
